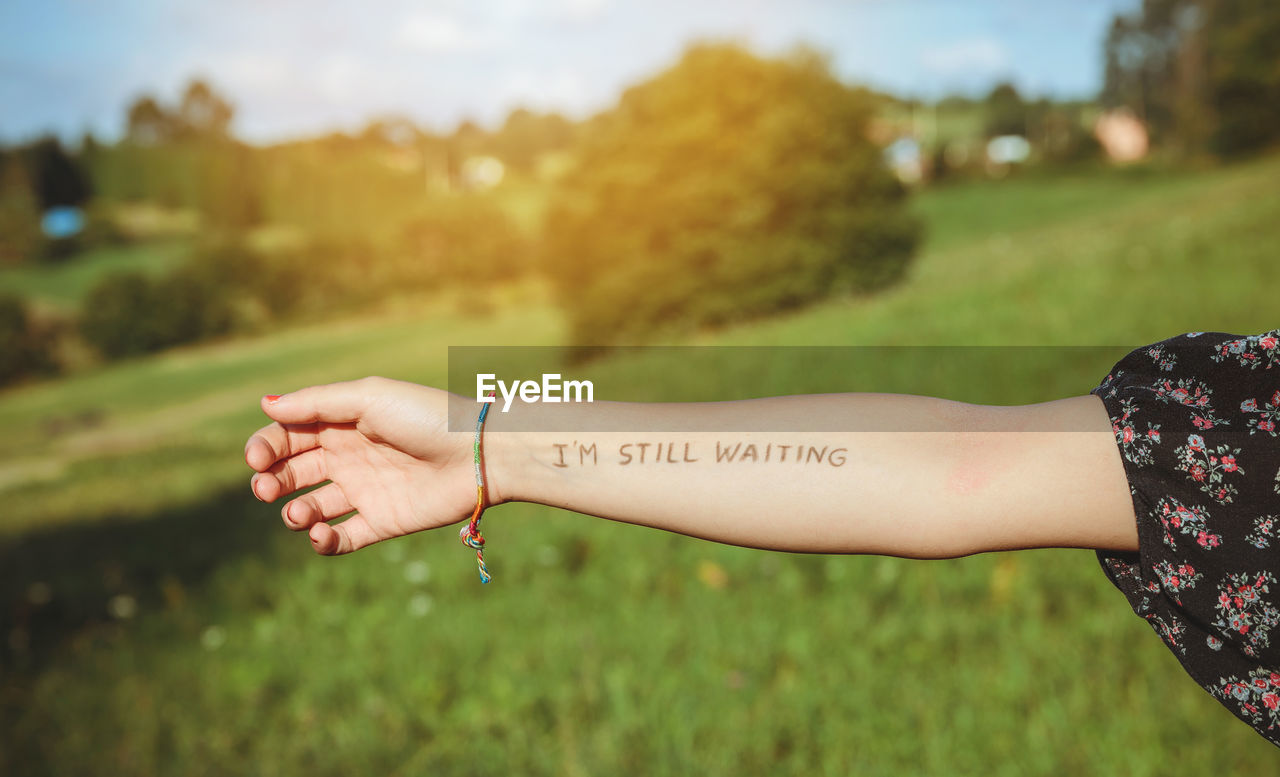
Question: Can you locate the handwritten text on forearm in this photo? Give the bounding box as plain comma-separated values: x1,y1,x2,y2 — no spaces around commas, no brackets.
549,441,849,467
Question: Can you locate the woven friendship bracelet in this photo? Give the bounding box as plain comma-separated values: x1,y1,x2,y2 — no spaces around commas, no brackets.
459,392,495,583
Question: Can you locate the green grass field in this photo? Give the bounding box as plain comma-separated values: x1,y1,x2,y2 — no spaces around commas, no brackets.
0,239,193,311
2,157,1279,775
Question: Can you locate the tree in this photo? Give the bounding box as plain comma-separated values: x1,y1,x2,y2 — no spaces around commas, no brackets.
1203,0,1280,155
0,155,43,265
176,79,234,140
493,108,575,171
446,120,489,187
984,82,1028,137
542,43,921,347
450,120,488,156
399,195,528,284
124,79,235,145
81,130,98,152
359,116,422,147
1101,0,1280,155
80,272,158,358
126,95,173,145
23,135,93,209
198,141,262,233
120,80,258,231
1101,0,1205,149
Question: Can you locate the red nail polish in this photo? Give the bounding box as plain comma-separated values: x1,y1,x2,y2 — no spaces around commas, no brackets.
265,394,281,403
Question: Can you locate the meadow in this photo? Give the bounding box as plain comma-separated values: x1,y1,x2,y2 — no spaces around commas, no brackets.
1,238,194,311
2,155,1279,775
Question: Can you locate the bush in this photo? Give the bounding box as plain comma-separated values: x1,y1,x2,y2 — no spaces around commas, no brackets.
79,262,235,360
77,237,399,363
0,294,58,387
265,237,381,315
184,237,383,323
79,202,130,249
398,195,529,285
1038,109,1103,166
149,263,235,346
79,271,160,358
542,43,921,346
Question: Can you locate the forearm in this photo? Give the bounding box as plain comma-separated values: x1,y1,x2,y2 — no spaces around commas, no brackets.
486,393,1139,558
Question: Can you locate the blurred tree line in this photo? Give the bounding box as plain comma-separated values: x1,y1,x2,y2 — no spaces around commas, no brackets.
1102,0,1280,155
1,43,925,385
545,43,919,348
107,80,259,233
0,136,101,263
6,0,1278,388
981,86,1101,164
912,85,1102,180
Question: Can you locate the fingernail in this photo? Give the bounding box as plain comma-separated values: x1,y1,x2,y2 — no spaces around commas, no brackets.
264,394,282,404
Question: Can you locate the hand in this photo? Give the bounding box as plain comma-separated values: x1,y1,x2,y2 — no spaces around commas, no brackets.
243,376,491,555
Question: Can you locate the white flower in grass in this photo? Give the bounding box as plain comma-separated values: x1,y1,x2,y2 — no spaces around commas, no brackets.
201,625,227,651
409,593,434,617
107,594,137,620
537,544,560,567
404,560,431,584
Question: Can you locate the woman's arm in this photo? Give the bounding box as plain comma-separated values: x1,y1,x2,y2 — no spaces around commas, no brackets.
489,391,1139,557
243,377,1139,558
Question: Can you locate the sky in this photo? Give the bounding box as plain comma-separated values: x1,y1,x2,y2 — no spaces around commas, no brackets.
0,0,1139,145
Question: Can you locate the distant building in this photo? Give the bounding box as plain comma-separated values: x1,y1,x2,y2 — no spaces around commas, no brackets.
1094,108,1148,163
883,136,923,185
41,206,84,239
986,135,1031,165
460,155,505,190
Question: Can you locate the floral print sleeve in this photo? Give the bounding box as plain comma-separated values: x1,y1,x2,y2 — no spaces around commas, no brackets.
1092,330,1280,747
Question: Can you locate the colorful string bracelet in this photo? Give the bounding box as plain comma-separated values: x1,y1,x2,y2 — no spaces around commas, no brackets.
459,392,495,583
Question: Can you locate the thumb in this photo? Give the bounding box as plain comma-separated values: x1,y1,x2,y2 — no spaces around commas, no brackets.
261,376,378,424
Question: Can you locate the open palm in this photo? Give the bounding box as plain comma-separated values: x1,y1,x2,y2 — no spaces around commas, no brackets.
244,377,484,555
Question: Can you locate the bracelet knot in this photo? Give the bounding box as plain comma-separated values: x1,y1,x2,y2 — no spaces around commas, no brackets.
460,392,495,583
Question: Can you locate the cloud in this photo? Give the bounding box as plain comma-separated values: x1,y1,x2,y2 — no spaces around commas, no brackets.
498,67,592,114
920,37,1009,76
397,12,491,52
481,0,611,24
216,52,297,95
316,55,365,101
554,0,610,22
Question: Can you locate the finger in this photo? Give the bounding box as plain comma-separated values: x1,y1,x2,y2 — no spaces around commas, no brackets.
251,448,328,502
281,482,355,531
309,513,382,556
261,377,384,425
244,422,320,472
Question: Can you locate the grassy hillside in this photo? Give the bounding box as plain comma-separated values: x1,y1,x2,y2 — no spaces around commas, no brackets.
0,239,192,311
2,157,1278,775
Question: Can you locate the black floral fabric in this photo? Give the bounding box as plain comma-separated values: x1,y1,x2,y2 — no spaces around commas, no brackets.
1092,329,1280,747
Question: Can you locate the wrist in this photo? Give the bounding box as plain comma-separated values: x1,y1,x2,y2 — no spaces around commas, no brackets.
481,402,543,507
482,428,519,506
476,397,604,509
